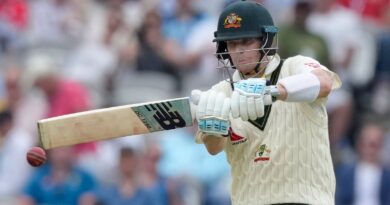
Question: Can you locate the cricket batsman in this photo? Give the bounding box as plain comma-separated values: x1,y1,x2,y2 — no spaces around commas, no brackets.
193,0,341,204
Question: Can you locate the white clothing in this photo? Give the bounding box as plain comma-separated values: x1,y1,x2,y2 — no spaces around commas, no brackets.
0,128,34,198
354,162,381,205
197,54,341,204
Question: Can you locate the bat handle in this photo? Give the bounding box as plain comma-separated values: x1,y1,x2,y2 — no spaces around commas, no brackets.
264,85,279,105
191,86,277,106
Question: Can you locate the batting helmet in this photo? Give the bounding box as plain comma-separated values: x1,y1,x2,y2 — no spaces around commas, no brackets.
214,0,278,61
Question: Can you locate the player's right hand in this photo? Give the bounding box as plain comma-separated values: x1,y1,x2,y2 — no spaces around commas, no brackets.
231,78,267,121
192,90,231,136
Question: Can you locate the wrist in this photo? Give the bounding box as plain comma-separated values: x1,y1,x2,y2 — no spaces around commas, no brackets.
200,128,230,142
201,131,229,141
276,84,288,101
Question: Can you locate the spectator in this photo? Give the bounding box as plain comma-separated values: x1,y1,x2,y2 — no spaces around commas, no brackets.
278,0,352,162
336,123,390,205
139,142,183,205
0,0,28,31
180,12,222,96
160,0,211,77
137,10,182,91
157,128,231,205
24,54,90,118
263,0,297,25
81,147,159,205
3,65,46,138
109,9,182,105
278,0,331,67
307,0,376,89
162,0,205,47
64,5,134,108
337,0,390,28
24,54,95,156
19,146,96,205
370,6,390,117
0,105,34,204
0,0,28,53
27,0,86,47
0,73,4,99
307,0,361,156
92,0,158,34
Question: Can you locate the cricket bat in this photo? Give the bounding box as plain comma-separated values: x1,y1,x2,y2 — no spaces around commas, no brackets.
38,97,194,149
38,87,277,150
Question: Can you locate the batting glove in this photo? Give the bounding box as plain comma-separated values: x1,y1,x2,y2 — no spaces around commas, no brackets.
231,78,267,121
194,90,230,136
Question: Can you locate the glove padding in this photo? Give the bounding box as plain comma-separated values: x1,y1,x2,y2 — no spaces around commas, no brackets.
231,78,267,121
195,90,230,136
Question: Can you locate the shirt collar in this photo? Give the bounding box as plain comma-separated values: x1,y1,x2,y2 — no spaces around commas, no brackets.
264,54,281,76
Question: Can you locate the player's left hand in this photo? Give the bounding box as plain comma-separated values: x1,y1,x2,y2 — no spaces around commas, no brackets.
231,78,267,121
195,90,231,136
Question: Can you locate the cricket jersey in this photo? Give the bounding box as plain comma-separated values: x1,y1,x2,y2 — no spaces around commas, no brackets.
196,54,341,205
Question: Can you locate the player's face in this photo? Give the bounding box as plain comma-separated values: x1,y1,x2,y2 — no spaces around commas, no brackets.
226,38,262,75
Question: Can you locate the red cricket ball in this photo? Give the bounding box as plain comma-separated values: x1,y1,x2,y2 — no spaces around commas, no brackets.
26,147,47,167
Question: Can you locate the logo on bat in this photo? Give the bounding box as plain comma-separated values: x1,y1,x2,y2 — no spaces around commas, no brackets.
145,102,186,130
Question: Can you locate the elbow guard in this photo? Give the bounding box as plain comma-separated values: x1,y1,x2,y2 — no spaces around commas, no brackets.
278,73,321,102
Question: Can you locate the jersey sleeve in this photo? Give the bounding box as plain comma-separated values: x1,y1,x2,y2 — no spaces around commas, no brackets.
289,55,342,90
285,56,342,122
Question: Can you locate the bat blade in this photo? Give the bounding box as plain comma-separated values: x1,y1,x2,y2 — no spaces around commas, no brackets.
38,97,193,149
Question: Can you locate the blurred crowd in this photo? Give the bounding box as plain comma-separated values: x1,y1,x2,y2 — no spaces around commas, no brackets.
0,0,389,204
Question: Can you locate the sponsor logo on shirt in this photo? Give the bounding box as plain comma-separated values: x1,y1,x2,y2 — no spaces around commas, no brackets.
254,144,271,162
230,128,247,145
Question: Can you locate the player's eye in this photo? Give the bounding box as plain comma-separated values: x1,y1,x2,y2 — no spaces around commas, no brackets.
227,41,238,49
243,38,257,46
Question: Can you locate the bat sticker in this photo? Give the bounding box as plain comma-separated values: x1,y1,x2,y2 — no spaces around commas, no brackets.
132,98,193,132
146,102,186,129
